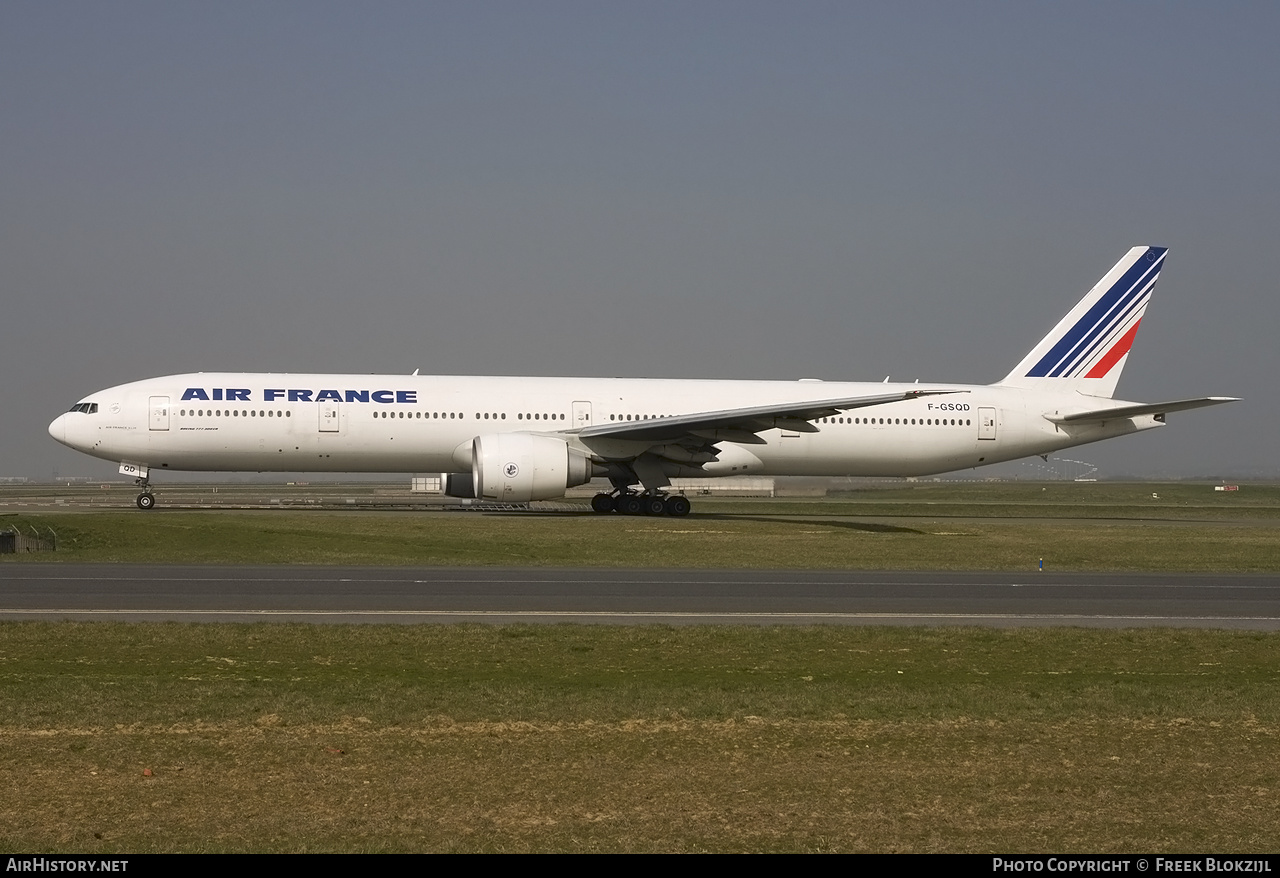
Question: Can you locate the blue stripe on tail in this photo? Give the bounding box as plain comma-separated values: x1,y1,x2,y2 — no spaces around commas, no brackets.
1025,247,1166,378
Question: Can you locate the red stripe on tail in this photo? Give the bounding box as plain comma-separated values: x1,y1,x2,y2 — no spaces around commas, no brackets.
1085,320,1142,379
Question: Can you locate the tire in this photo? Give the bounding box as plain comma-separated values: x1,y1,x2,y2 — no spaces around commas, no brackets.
664,495,691,517
617,494,644,516
137,492,156,510
591,493,616,514
643,495,668,516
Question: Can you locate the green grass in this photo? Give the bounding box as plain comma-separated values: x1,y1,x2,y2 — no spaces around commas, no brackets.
703,480,1280,518
6,481,1278,569
4,509,1279,571
1,623,1277,852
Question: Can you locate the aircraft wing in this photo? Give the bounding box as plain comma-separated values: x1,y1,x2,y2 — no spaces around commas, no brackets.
572,389,964,445
1045,396,1239,424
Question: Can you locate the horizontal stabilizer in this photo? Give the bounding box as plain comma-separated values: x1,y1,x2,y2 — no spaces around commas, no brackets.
1045,397,1239,424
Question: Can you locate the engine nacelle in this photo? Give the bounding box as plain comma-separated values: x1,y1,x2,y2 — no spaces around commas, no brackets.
471,432,594,501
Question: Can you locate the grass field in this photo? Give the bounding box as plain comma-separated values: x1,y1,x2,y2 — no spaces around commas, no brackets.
3,481,1280,570
1,622,1277,853
4,512,1280,571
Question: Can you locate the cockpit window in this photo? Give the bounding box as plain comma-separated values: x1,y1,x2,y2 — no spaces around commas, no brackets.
68,403,99,414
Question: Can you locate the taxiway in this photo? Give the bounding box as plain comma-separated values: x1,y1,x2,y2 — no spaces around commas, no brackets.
1,565,1277,628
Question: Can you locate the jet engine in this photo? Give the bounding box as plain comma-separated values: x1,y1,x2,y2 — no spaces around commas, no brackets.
471,432,595,501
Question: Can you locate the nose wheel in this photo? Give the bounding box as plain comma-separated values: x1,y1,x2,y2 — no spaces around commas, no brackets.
133,475,156,510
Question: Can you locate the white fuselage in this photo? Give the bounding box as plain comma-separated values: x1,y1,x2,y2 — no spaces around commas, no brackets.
48,372,1158,481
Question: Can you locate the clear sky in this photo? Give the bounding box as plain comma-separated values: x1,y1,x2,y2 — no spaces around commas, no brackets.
3,2,1275,480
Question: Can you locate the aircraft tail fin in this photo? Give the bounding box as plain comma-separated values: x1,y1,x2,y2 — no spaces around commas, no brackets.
998,246,1167,398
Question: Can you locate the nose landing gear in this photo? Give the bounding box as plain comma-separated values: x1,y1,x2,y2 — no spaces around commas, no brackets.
119,463,156,510
133,476,155,510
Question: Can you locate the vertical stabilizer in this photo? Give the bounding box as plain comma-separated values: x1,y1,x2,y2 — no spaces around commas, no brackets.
999,246,1166,398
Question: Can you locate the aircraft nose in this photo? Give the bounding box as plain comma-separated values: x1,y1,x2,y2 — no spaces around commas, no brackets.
48,413,67,446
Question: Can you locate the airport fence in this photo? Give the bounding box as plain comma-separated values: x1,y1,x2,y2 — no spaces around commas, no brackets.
0,526,56,553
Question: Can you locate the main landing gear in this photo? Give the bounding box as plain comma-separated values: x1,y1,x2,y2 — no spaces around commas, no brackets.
591,491,692,517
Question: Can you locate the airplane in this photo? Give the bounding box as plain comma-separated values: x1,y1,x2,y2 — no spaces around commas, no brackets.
48,246,1236,515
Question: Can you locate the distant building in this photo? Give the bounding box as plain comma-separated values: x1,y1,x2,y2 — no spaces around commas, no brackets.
411,476,443,493
669,477,776,497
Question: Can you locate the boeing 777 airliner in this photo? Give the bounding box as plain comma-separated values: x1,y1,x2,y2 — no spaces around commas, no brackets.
49,246,1235,515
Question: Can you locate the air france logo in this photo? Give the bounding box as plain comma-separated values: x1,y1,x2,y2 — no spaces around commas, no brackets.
181,388,418,404
503,462,520,479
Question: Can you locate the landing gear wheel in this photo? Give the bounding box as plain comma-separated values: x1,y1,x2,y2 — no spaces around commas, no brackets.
643,495,668,516
617,494,644,516
136,492,156,510
591,493,616,514
664,495,691,517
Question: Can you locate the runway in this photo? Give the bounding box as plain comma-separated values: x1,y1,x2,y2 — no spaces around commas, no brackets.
1,564,1278,627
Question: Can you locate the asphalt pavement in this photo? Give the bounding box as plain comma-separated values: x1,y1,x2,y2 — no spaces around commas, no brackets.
1,564,1277,627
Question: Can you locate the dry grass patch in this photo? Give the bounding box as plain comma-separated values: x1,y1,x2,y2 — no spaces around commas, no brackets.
2,716,1276,852
1,623,1278,852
